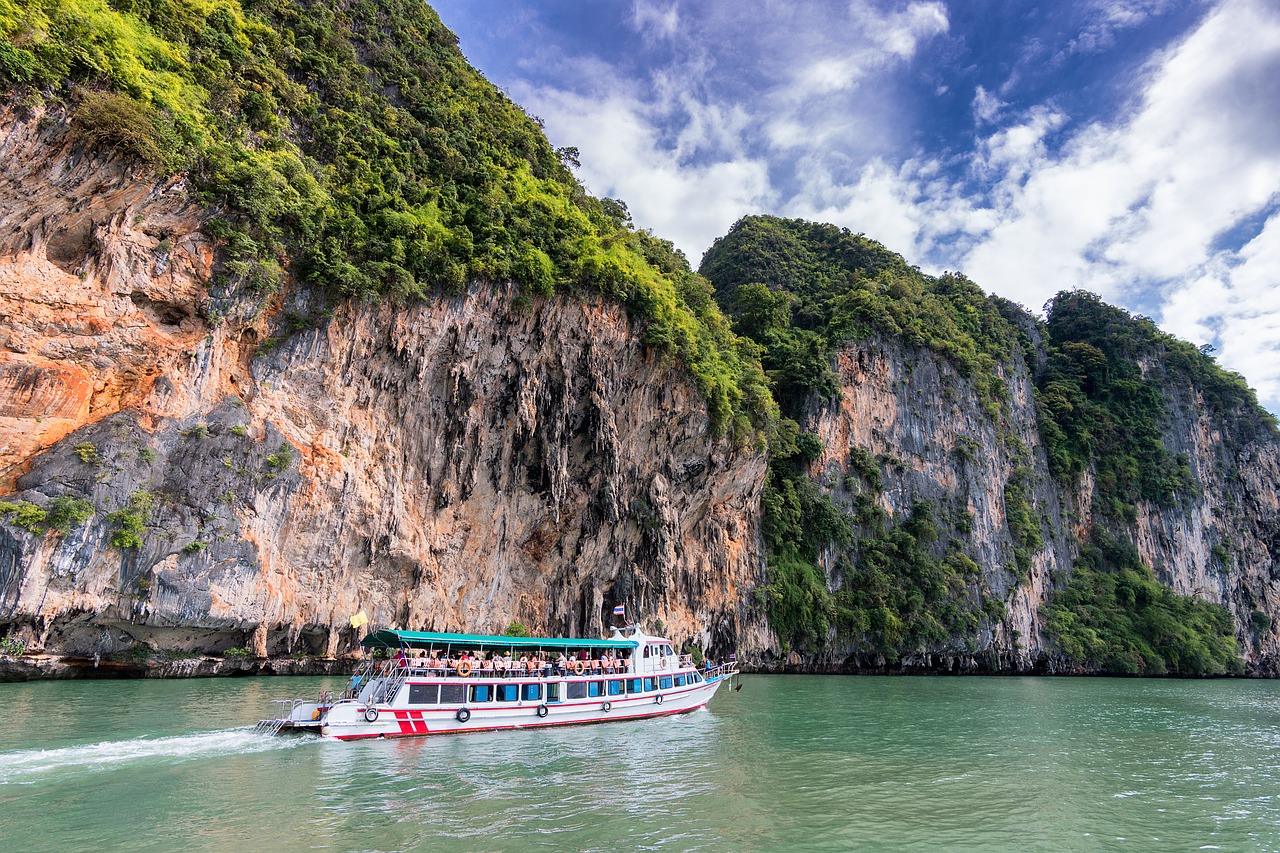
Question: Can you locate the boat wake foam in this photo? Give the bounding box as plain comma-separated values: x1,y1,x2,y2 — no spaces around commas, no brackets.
0,727,310,785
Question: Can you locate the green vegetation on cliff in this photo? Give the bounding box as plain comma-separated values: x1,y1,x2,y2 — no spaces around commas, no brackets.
0,0,773,438
1044,528,1241,675
703,216,1018,655
1036,291,1275,517
700,216,1020,415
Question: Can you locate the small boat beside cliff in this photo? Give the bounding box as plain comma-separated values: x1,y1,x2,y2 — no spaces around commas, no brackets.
257,624,737,740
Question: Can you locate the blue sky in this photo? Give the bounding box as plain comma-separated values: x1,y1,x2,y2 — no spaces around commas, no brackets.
433,0,1280,410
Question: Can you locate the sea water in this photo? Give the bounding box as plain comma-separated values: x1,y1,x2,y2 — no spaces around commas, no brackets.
1,674,1278,851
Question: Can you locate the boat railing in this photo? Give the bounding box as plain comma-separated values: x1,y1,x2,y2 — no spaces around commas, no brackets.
254,698,303,734
703,661,739,681
366,660,641,680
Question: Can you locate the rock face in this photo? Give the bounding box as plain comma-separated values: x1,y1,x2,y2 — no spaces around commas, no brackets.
2,106,1277,677
0,108,768,664
792,331,1280,674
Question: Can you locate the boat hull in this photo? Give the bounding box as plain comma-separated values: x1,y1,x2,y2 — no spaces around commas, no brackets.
318,677,726,740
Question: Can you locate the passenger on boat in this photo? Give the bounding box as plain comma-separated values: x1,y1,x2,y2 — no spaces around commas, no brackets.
556,653,568,675
481,654,495,674
428,651,443,673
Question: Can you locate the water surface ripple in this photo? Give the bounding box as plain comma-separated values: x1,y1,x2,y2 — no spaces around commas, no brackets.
1,675,1278,851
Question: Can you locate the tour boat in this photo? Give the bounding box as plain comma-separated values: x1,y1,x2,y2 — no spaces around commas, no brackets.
256,624,738,740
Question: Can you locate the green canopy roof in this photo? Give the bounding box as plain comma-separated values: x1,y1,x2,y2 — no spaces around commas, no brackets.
361,629,638,651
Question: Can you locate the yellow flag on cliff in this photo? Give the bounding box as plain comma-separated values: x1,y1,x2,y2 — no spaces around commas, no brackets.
350,611,368,629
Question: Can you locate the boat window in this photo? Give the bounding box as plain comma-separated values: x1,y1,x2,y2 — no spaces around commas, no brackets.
659,676,673,689
470,684,491,703
608,679,624,696
440,683,467,704
644,678,656,692
522,683,541,702
496,684,519,702
587,681,601,697
691,672,702,683
674,674,686,687
409,684,439,704
642,645,650,658
546,683,561,703
566,682,587,700
628,678,643,694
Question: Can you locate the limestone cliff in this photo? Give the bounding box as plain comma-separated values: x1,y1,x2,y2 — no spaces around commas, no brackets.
4,93,1279,679
701,215,1280,676
0,106,769,666
796,332,1280,675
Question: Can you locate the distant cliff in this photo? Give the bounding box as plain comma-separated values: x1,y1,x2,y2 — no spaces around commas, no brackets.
702,216,1279,676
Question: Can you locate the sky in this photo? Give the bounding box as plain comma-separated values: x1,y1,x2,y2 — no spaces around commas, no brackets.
431,0,1280,410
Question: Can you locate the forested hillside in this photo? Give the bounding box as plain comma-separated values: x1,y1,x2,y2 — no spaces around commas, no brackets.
701,216,1279,676
0,0,772,437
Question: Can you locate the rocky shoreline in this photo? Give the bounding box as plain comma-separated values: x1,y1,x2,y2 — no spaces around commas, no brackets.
0,653,360,682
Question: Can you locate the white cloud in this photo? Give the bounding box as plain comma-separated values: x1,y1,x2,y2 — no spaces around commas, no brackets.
952,0,1280,406
972,85,1007,125
1067,0,1181,55
632,1,680,42
516,82,775,261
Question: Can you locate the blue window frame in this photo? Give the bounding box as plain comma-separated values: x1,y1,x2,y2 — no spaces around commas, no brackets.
644,678,656,691
628,678,643,694
521,683,541,701
587,681,602,697
659,676,673,689
608,679,624,696
497,684,519,702
470,684,491,702
674,674,686,687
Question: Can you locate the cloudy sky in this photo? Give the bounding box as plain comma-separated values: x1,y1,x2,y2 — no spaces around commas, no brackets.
432,0,1280,410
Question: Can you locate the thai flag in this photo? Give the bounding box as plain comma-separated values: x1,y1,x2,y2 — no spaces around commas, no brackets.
612,604,626,616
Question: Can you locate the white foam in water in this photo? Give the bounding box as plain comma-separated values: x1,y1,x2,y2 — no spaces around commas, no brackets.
0,727,310,784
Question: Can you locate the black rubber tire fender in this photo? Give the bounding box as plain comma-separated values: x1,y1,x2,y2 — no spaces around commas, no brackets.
456,707,471,723
364,707,379,723
536,704,549,718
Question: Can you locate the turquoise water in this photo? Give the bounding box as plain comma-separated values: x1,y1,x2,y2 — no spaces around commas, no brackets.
2,675,1279,851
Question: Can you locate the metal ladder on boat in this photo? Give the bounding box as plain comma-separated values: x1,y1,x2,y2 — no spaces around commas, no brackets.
373,666,409,706
254,699,302,735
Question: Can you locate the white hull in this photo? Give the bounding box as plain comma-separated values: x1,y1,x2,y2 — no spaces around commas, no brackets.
309,675,725,740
